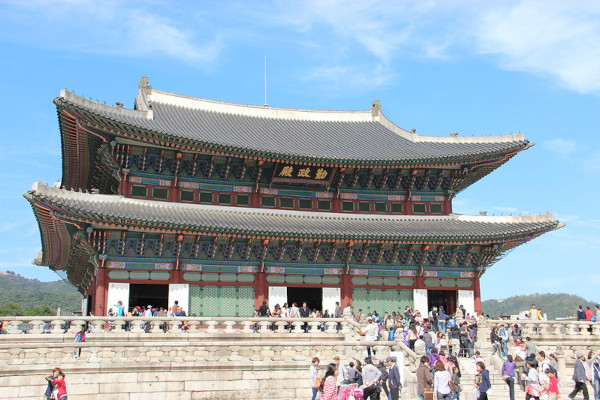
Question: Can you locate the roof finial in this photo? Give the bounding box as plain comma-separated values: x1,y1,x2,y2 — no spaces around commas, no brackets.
450,132,459,137
371,100,381,117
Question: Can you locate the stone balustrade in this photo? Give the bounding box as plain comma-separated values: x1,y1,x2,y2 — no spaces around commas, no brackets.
0,316,347,336
478,319,600,338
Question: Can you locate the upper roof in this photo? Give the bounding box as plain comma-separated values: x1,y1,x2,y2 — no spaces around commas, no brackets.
26,182,561,243
55,78,531,166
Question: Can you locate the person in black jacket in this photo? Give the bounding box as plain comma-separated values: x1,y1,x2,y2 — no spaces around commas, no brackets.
377,360,389,398
386,356,402,400
299,301,310,332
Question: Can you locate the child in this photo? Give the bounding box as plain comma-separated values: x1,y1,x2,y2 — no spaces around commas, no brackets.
73,326,86,359
46,371,67,400
544,369,560,400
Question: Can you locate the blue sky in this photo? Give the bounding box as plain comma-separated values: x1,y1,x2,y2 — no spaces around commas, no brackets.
0,0,599,302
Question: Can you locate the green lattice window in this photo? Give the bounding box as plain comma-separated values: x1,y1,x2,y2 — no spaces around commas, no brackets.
352,288,413,314
189,285,255,317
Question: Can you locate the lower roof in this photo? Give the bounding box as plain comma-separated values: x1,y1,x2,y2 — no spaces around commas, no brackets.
25,182,561,243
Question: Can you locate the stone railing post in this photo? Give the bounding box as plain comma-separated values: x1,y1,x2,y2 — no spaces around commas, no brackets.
29,319,44,334
68,319,85,335
592,323,600,336
129,319,144,333
241,320,254,333
206,320,218,333
552,323,563,335
258,320,271,333
566,323,577,335
167,319,180,333
6,320,23,335
223,321,236,333
274,321,288,333
325,321,338,333
187,320,201,332
308,321,321,333
292,321,304,333
50,319,65,334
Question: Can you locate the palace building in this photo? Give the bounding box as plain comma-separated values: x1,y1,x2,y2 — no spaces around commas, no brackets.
26,77,561,318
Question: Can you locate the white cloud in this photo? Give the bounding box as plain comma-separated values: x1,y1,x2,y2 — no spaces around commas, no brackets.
474,1,600,94
0,0,222,64
543,139,577,157
2,1,599,94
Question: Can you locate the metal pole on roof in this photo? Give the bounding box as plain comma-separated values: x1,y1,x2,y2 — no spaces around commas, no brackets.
264,56,267,107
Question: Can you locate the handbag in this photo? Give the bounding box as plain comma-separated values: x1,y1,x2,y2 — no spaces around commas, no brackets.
449,380,458,393
526,384,542,398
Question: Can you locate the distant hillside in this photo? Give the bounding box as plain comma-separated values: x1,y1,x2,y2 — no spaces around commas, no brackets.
0,271,81,315
482,293,598,320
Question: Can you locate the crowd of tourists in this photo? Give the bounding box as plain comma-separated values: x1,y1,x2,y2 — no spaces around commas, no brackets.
309,352,491,400
487,308,600,400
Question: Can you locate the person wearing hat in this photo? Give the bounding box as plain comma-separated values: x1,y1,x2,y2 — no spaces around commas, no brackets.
359,317,379,357
568,352,589,399
386,356,401,400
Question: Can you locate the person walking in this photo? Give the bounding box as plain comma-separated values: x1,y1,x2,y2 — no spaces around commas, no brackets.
569,352,590,399
502,354,517,400
544,368,560,400
474,361,491,400
310,357,320,400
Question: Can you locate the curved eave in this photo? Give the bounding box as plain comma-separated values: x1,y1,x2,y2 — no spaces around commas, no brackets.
26,185,562,246
54,97,531,169
24,192,74,270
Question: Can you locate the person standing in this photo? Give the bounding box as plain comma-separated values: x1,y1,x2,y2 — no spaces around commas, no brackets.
577,305,586,321
321,363,339,400
73,326,86,359
502,354,517,400
310,357,320,400
44,368,61,400
569,352,590,400
362,357,382,400
333,355,348,392
474,361,490,400
592,353,600,400
386,356,401,400
434,360,452,399
45,371,67,400
300,301,310,332
416,355,433,400
359,317,379,357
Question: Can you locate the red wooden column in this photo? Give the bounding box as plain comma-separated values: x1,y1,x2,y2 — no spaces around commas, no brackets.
414,276,425,289
119,171,130,196
255,271,267,310
340,274,352,307
94,266,108,316
473,277,482,315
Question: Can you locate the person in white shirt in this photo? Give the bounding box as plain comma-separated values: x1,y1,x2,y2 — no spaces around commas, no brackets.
433,360,452,399
360,317,379,357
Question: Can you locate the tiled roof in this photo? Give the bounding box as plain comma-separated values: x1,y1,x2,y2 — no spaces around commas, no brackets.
26,183,561,242
56,81,531,165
